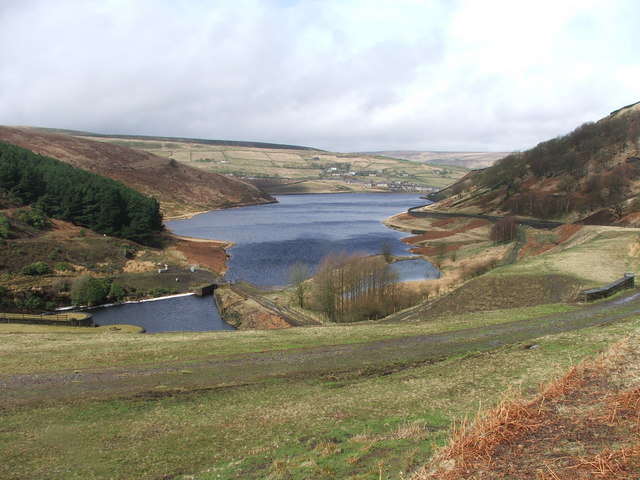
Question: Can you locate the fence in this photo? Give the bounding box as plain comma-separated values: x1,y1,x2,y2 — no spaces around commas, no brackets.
0,312,94,326
580,273,635,302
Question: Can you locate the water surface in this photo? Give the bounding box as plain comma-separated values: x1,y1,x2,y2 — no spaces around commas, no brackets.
168,193,438,287
89,294,234,333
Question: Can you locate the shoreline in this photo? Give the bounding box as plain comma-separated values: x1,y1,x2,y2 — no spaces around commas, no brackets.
57,292,197,313
162,198,279,222
164,231,235,249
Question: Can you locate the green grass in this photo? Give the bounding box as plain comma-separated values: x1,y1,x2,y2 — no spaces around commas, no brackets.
0,323,143,334
2,314,638,479
489,227,640,285
92,136,469,191
0,303,576,375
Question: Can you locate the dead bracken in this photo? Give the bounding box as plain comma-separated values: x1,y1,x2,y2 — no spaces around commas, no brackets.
411,335,640,479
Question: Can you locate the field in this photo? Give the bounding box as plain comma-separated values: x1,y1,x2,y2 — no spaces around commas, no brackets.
372,150,508,169
4,204,640,478
3,292,640,479
84,136,469,193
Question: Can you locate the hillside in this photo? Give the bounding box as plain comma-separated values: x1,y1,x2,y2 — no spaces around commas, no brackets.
413,333,640,479
0,143,163,244
368,150,508,169
425,102,640,225
0,197,224,311
0,127,275,218
64,131,469,194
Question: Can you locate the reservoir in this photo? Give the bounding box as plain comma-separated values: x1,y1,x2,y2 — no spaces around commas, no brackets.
167,193,438,287
94,194,436,332
89,294,234,333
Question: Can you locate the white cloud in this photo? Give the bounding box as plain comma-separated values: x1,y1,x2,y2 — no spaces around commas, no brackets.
0,0,638,152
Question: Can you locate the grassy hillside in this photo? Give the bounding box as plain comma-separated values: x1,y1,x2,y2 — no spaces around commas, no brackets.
368,150,508,169
413,332,640,479
72,132,469,194
0,127,275,218
3,298,640,479
0,195,226,312
4,183,640,478
429,101,640,225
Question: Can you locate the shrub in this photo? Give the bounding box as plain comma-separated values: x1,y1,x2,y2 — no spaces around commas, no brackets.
54,262,75,272
20,261,52,276
18,208,49,229
0,215,10,239
23,293,45,311
71,275,112,306
108,282,126,302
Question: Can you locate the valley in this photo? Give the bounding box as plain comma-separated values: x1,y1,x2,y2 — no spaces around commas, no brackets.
66,131,470,195
2,101,640,479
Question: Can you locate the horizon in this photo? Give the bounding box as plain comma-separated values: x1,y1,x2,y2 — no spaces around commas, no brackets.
10,124,515,154
1,1,638,152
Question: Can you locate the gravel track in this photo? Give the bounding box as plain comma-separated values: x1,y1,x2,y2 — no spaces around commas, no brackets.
2,291,639,408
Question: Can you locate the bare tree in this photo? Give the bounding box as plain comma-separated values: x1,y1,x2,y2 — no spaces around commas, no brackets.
490,216,518,244
288,261,310,308
380,242,393,263
312,252,400,322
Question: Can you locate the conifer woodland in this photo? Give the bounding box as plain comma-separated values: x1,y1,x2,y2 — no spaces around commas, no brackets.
0,142,163,244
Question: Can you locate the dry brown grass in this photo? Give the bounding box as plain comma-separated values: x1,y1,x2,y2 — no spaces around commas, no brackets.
412,335,640,480
413,393,547,479
122,260,157,273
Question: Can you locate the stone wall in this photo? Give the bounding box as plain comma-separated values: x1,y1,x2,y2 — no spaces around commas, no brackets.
580,273,635,302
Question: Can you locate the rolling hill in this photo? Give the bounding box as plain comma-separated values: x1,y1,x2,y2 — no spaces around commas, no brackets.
59,130,470,194
0,127,275,218
367,150,508,169
426,101,640,225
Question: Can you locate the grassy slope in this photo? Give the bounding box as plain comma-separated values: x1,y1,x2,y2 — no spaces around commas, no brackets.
413,331,640,479
84,135,469,193
0,127,274,219
371,150,507,169
4,150,640,478
0,303,575,375
385,213,640,316
3,292,640,479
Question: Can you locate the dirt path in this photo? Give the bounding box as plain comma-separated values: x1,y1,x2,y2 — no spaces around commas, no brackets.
228,284,322,327
406,206,564,230
506,225,528,264
3,291,640,409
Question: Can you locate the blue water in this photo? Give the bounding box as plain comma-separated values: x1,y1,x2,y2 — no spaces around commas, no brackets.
89,294,235,333
391,258,440,282
167,193,438,287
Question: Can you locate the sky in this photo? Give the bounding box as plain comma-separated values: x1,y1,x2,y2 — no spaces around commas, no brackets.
1,0,638,153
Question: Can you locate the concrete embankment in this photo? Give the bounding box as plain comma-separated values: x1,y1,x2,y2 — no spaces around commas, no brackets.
214,287,291,330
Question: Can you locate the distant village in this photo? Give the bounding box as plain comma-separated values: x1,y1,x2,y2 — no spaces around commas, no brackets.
202,158,441,193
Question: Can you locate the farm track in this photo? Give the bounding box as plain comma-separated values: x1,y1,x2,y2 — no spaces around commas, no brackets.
3,290,640,409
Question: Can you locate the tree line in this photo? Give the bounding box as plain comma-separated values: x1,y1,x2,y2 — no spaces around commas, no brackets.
0,142,163,244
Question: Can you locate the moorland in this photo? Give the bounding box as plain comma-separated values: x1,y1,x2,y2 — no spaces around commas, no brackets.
2,102,640,479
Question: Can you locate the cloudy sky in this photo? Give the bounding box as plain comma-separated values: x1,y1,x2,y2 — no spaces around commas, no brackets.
1,0,638,152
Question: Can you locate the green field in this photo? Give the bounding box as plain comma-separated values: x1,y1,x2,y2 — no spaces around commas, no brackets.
87,136,468,193
3,297,640,479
